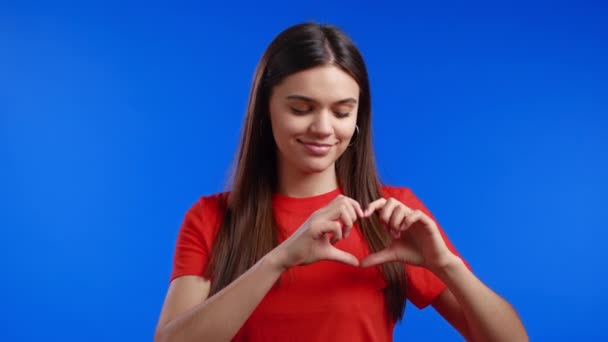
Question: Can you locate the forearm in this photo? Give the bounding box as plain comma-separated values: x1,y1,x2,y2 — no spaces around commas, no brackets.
434,257,528,342
156,251,285,342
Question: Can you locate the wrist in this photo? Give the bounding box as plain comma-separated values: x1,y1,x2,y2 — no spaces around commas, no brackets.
263,247,290,274
431,254,466,280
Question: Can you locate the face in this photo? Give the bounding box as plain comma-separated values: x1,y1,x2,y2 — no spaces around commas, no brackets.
268,65,360,175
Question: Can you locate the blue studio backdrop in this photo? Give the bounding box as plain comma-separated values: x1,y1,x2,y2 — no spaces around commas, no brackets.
1,1,607,341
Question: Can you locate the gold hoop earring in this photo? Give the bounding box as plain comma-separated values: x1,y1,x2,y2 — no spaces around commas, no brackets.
348,125,359,147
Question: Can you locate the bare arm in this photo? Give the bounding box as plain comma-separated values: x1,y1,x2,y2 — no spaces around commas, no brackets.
155,195,363,342
432,257,528,342
154,251,285,342
361,196,528,341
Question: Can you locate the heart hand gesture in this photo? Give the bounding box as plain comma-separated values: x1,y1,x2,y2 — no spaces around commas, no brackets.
361,197,459,273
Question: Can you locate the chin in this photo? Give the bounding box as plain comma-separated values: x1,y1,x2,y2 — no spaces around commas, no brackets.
298,160,335,174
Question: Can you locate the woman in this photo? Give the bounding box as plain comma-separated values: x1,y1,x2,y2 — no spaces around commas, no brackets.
155,23,528,341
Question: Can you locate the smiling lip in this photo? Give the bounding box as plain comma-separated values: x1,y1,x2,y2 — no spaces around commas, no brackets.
297,140,334,156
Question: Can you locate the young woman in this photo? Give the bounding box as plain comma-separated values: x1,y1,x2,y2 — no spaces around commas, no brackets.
155,23,528,341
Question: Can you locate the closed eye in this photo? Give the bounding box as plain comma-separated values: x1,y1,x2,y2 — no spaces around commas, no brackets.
335,112,351,118
290,107,312,115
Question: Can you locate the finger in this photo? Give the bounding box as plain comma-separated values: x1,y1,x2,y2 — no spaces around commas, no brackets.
323,247,360,267
402,210,424,231
390,205,408,231
320,221,343,244
335,196,362,219
380,198,399,224
360,248,399,267
326,196,355,220
347,198,365,218
338,205,354,235
341,202,358,238
344,202,357,223
364,198,386,216
391,230,401,239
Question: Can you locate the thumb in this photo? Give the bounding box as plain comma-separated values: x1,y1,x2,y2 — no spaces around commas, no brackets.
360,248,399,268
322,247,360,267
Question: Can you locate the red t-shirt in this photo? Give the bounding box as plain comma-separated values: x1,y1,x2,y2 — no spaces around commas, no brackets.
170,185,467,341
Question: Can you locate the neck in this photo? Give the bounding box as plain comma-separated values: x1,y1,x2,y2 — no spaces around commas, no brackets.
277,163,339,198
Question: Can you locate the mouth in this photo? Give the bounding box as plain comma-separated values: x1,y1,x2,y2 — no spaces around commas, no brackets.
297,139,335,156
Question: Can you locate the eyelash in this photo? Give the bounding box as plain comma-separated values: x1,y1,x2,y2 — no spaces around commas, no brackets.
290,108,351,118
290,108,308,115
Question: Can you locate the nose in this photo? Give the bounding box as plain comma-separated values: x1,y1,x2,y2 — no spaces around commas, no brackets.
309,112,333,137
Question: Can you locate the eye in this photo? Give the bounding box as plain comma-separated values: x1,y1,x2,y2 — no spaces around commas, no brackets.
290,106,312,115
335,112,351,118
333,104,354,118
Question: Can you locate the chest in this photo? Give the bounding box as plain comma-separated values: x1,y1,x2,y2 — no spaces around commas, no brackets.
266,222,387,313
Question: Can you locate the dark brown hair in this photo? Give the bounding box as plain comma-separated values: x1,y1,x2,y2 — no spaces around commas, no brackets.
205,22,407,322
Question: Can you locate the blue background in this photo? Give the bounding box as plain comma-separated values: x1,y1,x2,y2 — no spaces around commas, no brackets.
1,1,607,341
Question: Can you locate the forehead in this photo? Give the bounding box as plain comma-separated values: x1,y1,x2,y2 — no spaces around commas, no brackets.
273,65,360,102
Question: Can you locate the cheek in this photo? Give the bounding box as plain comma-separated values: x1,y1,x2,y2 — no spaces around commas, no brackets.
336,122,357,142
272,115,306,139
271,117,301,148
335,110,358,141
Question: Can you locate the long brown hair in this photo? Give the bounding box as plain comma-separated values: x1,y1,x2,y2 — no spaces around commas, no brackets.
205,23,407,322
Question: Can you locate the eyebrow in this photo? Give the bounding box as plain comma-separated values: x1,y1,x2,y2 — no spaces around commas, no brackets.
285,95,358,105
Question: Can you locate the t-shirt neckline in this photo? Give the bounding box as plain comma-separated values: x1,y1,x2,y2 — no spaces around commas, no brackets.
272,187,343,214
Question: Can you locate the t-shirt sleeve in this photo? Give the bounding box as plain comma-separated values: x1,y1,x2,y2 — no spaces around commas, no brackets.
169,196,220,283
392,187,471,309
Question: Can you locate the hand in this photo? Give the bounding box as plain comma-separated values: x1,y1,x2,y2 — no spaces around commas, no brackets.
272,195,365,270
360,197,458,272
